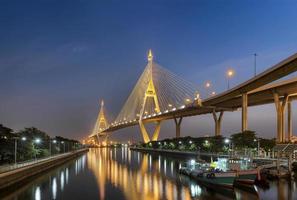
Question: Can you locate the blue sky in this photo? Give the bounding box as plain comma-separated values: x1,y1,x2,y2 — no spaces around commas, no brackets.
1,0,297,141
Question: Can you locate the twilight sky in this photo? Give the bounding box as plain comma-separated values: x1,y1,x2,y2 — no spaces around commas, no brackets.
1,0,297,141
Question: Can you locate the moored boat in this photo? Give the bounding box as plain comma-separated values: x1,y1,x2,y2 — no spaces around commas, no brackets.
228,158,260,185
191,170,237,189
235,168,259,185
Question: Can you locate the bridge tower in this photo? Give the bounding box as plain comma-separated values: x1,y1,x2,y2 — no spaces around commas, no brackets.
92,100,109,144
139,50,162,143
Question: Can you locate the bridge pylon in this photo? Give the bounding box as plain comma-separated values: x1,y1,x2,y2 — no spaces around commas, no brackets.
139,50,162,143
92,100,109,145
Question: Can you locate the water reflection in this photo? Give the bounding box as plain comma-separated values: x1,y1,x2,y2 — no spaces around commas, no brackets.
88,148,193,200
35,186,41,200
52,177,57,199
1,149,297,200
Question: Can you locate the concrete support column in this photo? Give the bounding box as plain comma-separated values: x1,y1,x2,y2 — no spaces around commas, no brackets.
96,134,100,145
105,133,109,145
174,117,183,138
273,92,289,143
287,100,292,142
274,93,282,143
139,120,161,143
212,110,224,136
139,121,152,143
242,93,248,132
151,121,161,141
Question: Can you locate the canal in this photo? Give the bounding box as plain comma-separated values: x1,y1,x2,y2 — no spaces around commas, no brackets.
1,147,296,200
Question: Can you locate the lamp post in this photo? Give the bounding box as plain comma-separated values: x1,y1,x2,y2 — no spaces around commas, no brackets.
61,141,65,153
49,139,57,157
224,138,231,157
227,69,234,90
13,137,17,165
254,53,258,77
254,138,260,157
12,137,27,165
205,81,213,97
33,138,41,160
49,139,51,157
52,140,57,156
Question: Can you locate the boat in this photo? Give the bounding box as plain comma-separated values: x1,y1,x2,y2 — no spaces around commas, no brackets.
190,169,237,189
235,169,259,185
178,158,259,190
228,158,260,185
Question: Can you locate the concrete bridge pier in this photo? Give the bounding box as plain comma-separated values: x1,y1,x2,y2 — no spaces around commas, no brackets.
287,100,293,142
104,133,109,145
242,93,248,132
139,120,161,143
212,110,224,136
96,134,100,145
174,117,183,138
151,121,161,141
273,92,289,143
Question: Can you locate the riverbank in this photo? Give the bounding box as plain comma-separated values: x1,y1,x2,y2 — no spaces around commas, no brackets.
130,147,283,164
0,148,88,191
130,147,229,158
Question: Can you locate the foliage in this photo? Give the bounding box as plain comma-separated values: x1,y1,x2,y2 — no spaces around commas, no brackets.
259,138,276,152
0,124,16,164
188,144,198,151
231,130,257,149
0,124,81,165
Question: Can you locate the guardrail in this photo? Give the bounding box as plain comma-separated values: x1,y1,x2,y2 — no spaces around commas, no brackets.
0,149,84,174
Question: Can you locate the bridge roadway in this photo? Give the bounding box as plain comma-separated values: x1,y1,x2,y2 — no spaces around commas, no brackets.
96,53,297,143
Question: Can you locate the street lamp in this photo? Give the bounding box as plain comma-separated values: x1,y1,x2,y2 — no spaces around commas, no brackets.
254,53,258,77
35,138,41,144
205,81,213,97
254,138,260,157
227,69,234,89
49,139,57,157
61,141,65,153
205,81,211,88
33,138,41,160
13,137,27,165
224,138,231,157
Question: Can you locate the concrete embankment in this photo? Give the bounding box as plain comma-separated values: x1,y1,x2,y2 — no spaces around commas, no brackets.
130,147,229,158
0,148,88,191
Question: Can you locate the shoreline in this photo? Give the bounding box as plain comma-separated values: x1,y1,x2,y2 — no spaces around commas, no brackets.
0,148,88,191
129,147,230,158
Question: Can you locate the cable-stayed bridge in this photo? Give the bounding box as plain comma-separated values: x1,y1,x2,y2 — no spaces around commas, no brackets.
90,51,297,144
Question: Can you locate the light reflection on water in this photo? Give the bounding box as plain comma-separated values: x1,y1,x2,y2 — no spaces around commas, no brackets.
87,147,231,200
1,148,297,200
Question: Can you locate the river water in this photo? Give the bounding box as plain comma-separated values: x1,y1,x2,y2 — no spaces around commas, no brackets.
1,147,296,200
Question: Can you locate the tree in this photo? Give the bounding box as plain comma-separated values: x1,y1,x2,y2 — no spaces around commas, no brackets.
231,130,257,149
208,136,225,153
260,138,276,152
18,127,50,158
0,124,16,164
